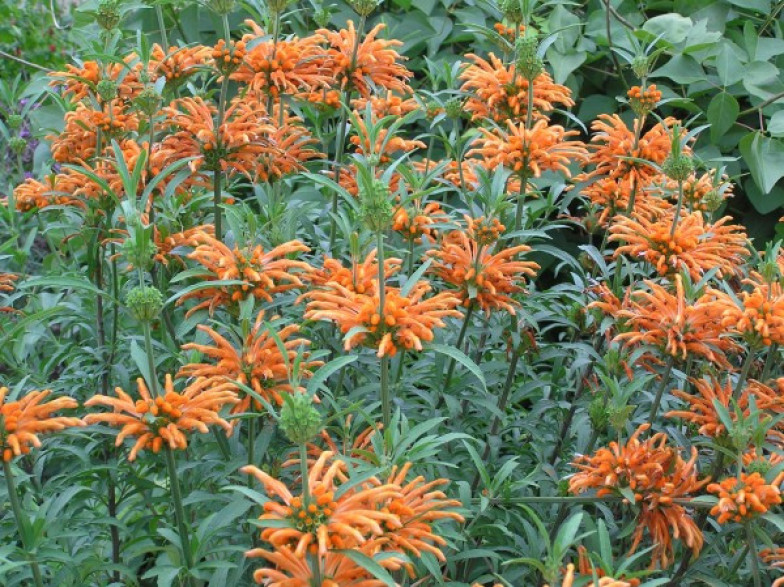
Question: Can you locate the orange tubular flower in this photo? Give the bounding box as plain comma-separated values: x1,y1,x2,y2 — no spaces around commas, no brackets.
179,309,321,414
352,91,419,118
316,22,412,98
392,201,449,244
302,279,463,357
233,22,332,98
710,277,784,347
0,273,17,292
582,176,671,228
578,115,679,187
12,174,87,212
349,113,426,162
154,96,274,186
148,44,210,85
243,450,404,558
179,233,312,316
761,548,784,587
428,228,539,314
459,52,574,123
547,564,633,587
666,376,751,438
0,387,83,462
257,113,324,182
610,211,749,281
50,57,143,104
152,224,216,267
309,250,402,293
468,119,588,177
707,471,783,524
84,375,238,461
570,424,706,569
248,545,397,586
613,275,737,369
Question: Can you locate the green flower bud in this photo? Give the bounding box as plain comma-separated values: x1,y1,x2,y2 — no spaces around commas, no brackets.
134,87,162,116
7,114,23,131
631,55,651,79
588,395,609,430
703,188,724,213
126,285,164,322
745,455,772,477
96,79,118,102
96,0,122,31
662,154,694,182
206,0,235,15
9,137,26,155
279,392,322,445
608,404,634,435
348,0,379,17
498,0,524,24
359,178,393,233
444,97,464,120
314,6,331,28
729,420,753,453
515,32,543,80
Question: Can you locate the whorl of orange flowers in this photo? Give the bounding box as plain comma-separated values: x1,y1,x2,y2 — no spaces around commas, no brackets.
309,249,402,293
13,174,84,212
428,227,539,314
582,176,671,228
578,115,679,187
154,96,274,183
180,232,312,316
469,118,588,177
84,375,238,461
0,387,83,462
255,112,324,182
179,309,321,414
352,91,419,118
349,113,426,162
570,424,706,568
316,22,412,98
303,277,463,357
233,22,332,98
50,57,143,104
459,53,575,123
710,277,784,347
656,171,732,213
707,471,783,524
152,224,216,267
0,273,16,293
610,211,749,281
761,547,784,587
149,44,211,84
610,275,736,368
666,376,752,438
392,201,448,243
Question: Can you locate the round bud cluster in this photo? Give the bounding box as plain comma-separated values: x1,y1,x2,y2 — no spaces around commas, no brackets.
349,0,379,17
444,97,465,121
662,154,695,182
134,87,162,116
588,395,609,430
96,79,118,103
627,84,661,117
212,39,246,76
96,0,122,31
206,0,235,15
7,114,23,131
515,33,543,80
359,179,394,233
9,137,26,155
498,0,524,24
631,55,651,79
314,6,331,28
126,285,164,323
279,393,322,445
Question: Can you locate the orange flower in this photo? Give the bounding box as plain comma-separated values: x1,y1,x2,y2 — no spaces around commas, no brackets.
710,277,784,347
243,450,403,558
570,424,706,568
666,376,752,438
627,84,661,116
0,273,17,292
152,224,216,267
309,250,401,294
428,227,539,314
153,96,274,185
655,171,733,213
247,545,398,586
256,110,324,182
468,118,587,177
179,309,321,414
302,276,463,357
50,101,139,163
459,52,574,123
233,22,332,98
84,375,238,461
179,232,312,316
148,44,211,84
547,564,633,587
707,471,783,524
761,547,784,587
582,176,671,228
349,112,426,162
612,275,737,368
610,211,749,280
578,115,679,187
352,91,419,118
392,201,449,243
50,57,143,104
0,387,83,462
316,22,412,98
12,174,86,211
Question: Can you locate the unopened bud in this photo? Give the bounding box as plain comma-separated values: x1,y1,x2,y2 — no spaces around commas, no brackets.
206,0,235,15
360,178,393,233
126,285,163,322
348,0,379,17
134,87,162,116
279,392,322,445
7,114,23,131
631,55,651,79
588,396,609,430
498,0,524,24
515,32,543,80
96,79,118,102
314,6,331,28
96,0,122,31
9,137,26,155
662,154,694,182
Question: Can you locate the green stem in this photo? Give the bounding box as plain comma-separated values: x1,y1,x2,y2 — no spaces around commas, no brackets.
407,237,415,276
761,343,778,382
142,320,160,398
745,521,762,587
221,13,231,42
299,443,310,504
3,460,44,587
440,303,475,397
155,4,169,49
247,417,256,487
164,448,195,583
213,76,229,240
514,171,529,238
670,178,684,238
734,349,755,400
328,99,351,253
648,355,675,424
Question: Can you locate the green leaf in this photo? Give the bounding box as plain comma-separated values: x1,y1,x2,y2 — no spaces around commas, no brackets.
426,343,487,391
130,340,152,386
547,49,586,85
707,92,739,142
762,512,784,533
306,355,357,396
726,0,770,12
651,55,706,84
739,132,784,195
642,13,692,45
743,61,783,99
768,111,784,137
164,279,248,308
334,550,396,587
714,42,745,87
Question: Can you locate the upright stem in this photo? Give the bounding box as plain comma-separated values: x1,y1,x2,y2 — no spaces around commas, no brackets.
670,178,684,238
3,460,44,587
514,171,530,238
298,443,310,504
745,521,762,587
328,100,350,252
375,231,392,428
247,417,256,487
213,77,229,240
164,448,195,584
761,343,778,382
649,355,675,424
734,350,755,399
142,320,160,398
221,13,231,42
440,303,475,397
155,4,169,49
